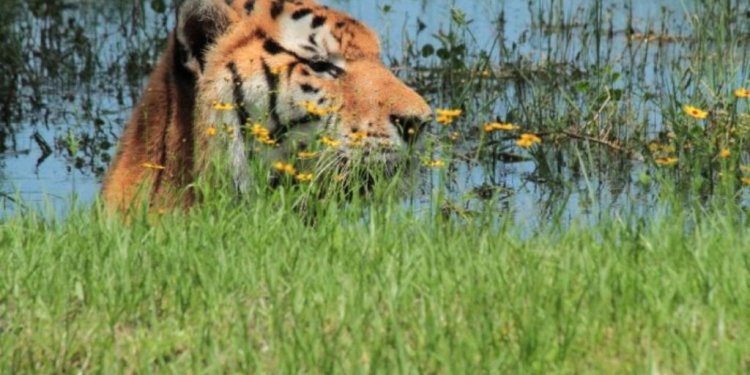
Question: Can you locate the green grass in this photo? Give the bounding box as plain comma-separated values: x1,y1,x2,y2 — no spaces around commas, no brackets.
2,0,750,373
1,190,749,374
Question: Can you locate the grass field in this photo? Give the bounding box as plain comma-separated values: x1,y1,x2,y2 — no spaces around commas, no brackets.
1,190,749,374
2,0,750,373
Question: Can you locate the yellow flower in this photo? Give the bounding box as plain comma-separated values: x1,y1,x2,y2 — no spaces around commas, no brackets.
295,173,314,182
655,156,679,166
249,124,276,145
436,115,453,125
742,177,750,186
142,162,165,170
259,138,276,145
683,105,708,120
720,148,731,159
250,123,269,137
436,109,463,117
320,136,341,148
349,131,368,146
516,133,542,149
212,102,235,111
424,159,446,168
272,161,296,175
435,108,463,126
484,122,520,133
297,151,318,160
734,88,750,98
300,101,339,116
206,127,218,137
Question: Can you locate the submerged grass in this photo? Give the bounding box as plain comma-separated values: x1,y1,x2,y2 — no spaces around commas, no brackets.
1,183,749,373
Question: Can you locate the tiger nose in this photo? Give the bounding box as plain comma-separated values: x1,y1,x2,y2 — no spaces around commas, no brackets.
390,114,430,144
388,88,432,144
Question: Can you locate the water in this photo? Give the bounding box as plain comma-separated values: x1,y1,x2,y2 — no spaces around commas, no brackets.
1,0,747,219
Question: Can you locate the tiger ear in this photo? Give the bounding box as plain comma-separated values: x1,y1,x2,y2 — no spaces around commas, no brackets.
176,0,237,72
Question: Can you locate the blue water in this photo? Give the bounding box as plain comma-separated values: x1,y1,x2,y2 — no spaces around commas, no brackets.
0,0,723,219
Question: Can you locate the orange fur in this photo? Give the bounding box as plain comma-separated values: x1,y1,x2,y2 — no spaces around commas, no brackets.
102,38,197,211
102,0,432,211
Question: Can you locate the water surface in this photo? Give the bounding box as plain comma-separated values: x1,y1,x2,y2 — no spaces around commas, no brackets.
1,0,747,221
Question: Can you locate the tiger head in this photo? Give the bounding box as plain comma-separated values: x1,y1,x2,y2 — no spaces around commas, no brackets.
181,0,433,188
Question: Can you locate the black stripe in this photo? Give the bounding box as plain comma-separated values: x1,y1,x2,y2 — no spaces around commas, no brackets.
270,0,284,18
300,83,319,93
244,0,255,14
261,60,282,131
291,8,312,19
260,37,344,78
263,39,284,55
261,59,322,141
227,62,250,126
311,16,326,28
286,61,299,79
307,60,344,78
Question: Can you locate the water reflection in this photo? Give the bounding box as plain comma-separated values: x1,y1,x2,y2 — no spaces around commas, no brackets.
1,0,748,220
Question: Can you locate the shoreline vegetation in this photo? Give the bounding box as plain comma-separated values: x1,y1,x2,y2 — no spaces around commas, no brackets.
1,0,749,372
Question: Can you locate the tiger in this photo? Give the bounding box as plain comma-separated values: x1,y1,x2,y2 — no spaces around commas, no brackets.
101,0,432,210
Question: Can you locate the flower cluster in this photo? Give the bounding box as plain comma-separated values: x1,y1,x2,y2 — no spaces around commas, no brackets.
655,156,679,167
436,108,463,125
249,123,276,145
674,90,749,169
212,102,235,111
300,101,340,116
350,130,368,147
273,161,296,175
479,121,542,150
320,136,341,148
295,173,314,182
483,122,519,133
516,133,542,149
272,161,313,183
648,141,679,167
